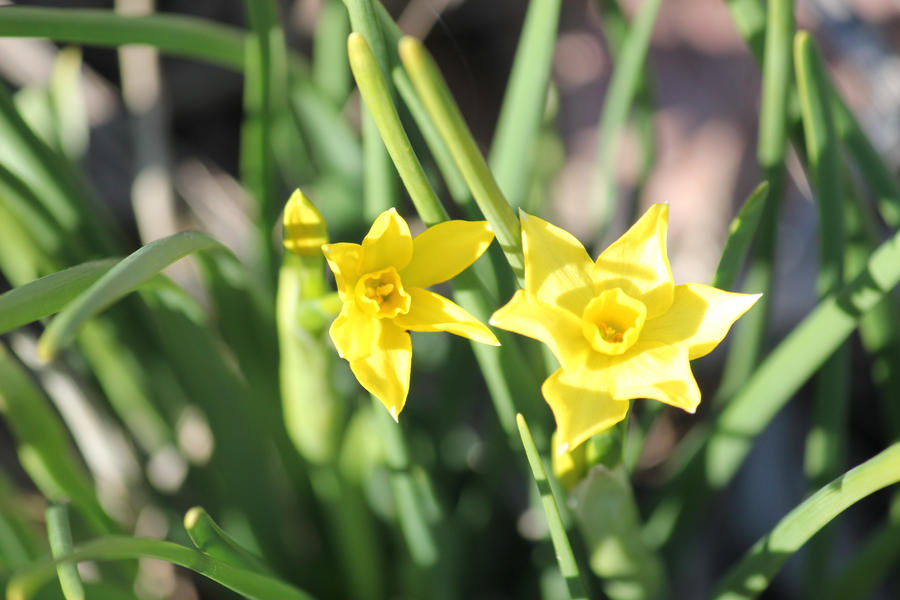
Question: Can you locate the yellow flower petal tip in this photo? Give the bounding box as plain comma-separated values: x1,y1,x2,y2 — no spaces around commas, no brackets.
283,189,328,255
325,209,497,415
492,204,761,454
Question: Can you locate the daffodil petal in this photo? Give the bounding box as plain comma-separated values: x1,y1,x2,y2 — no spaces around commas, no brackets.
607,343,700,413
400,220,494,288
593,203,673,318
394,288,499,346
490,290,589,370
542,368,630,456
640,283,762,360
329,302,373,360
520,211,595,316
322,243,362,299
348,320,412,419
361,208,413,273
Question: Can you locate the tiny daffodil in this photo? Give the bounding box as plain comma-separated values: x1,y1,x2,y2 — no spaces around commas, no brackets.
323,208,499,419
490,204,760,455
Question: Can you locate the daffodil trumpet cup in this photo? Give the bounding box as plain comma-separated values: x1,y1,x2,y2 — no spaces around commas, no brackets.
490,204,761,456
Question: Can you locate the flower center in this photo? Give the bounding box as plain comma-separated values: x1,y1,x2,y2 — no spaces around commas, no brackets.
355,266,411,318
581,288,647,355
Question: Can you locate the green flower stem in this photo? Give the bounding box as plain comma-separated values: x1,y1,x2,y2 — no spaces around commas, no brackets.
398,37,524,285
488,0,562,209
373,397,439,567
711,441,900,600
516,414,589,600
348,32,446,225
392,67,472,215
0,6,247,70
45,503,84,600
648,219,900,548
592,0,662,234
714,0,793,406
343,0,397,220
6,536,314,600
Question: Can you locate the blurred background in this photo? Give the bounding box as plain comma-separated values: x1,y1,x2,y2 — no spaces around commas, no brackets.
1,0,900,598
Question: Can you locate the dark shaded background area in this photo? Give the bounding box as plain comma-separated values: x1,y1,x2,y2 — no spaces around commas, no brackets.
2,0,900,597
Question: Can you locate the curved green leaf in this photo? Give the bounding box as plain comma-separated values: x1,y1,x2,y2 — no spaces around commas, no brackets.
711,182,769,291
0,260,117,335
6,536,314,600
38,232,224,360
712,442,900,600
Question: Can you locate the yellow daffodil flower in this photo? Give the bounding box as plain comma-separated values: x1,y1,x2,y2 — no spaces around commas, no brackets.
490,204,760,455
323,208,500,418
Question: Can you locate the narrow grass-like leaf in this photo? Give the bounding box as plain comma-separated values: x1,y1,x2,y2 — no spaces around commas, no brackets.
241,0,288,286
712,442,900,600
795,35,850,587
373,397,439,567
488,0,561,209
6,536,314,600
313,0,352,105
0,260,116,335
0,344,113,534
348,32,446,225
45,503,83,600
593,0,662,233
516,414,588,600
184,507,272,574
37,231,223,360
711,182,769,291
399,37,524,283
714,0,793,408
649,221,900,547
0,7,247,71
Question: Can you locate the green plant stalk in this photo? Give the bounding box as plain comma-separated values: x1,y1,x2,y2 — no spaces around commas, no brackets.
0,6,246,70
348,32,446,225
795,32,849,593
649,218,900,548
488,0,561,209
313,0,352,105
344,0,397,220
6,536,314,600
373,397,439,567
714,0,793,406
711,442,900,600
45,503,84,600
38,231,224,360
516,414,588,600
392,67,472,211
592,0,662,234
398,37,524,284
241,0,286,289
